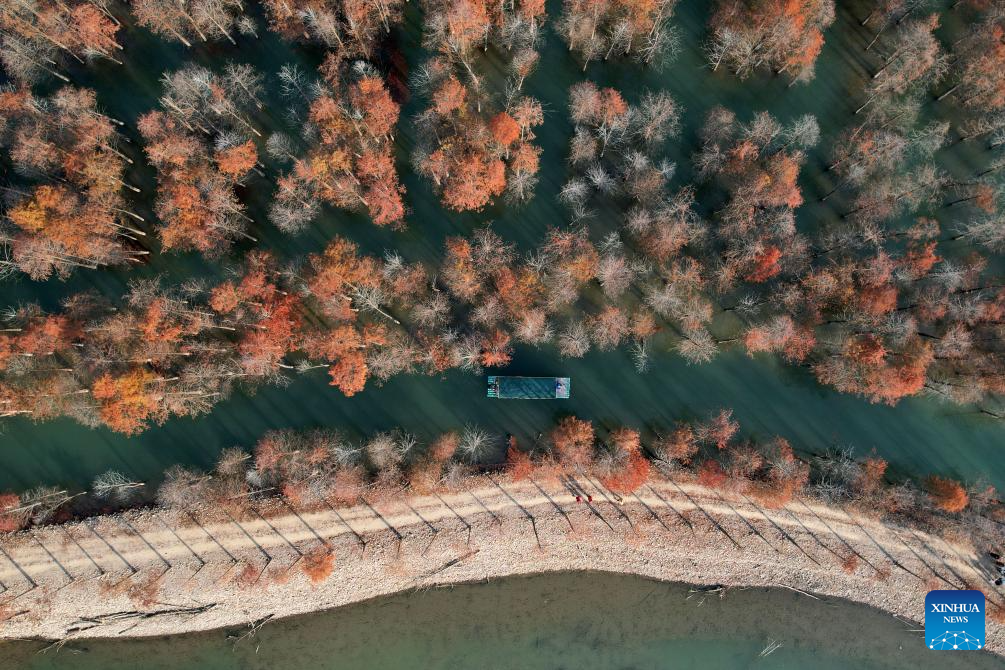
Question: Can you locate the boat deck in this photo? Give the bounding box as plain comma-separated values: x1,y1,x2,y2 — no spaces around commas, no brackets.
487,376,571,399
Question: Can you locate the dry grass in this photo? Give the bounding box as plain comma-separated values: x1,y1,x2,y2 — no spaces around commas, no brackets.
127,572,163,608
234,562,263,589
871,563,892,582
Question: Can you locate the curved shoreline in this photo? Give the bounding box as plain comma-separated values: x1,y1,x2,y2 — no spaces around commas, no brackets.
0,478,1002,654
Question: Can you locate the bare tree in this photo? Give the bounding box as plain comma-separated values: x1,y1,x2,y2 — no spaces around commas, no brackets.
93,470,145,505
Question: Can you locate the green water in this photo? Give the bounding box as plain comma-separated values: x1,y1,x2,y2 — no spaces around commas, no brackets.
0,572,999,669
1,0,1003,493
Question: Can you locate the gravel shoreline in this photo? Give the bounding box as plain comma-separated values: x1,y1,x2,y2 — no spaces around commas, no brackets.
0,478,1001,654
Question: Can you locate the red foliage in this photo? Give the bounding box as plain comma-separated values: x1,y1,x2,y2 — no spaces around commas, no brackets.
209,282,242,313
328,350,368,396
900,241,940,280
857,284,898,316
238,295,301,374
743,316,815,363
765,154,803,208
357,148,406,227
442,237,482,300
609,427,642,456
709,0,834,80
254,433,287,473
745,246,783,283
350,77,400,138
659,424,698,464
817,337,933,405
854,457,888,495
600,427,649,494
430,432,460,463
308,237,381,306
489,112,521,149
216,140,258,177
433,76,467,116
703,409,739,450
436,150,507,212
866,342,933,405
847,335,887,366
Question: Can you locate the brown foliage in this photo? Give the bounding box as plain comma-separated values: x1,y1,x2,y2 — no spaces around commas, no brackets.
328,350,369,397
926,476,969,513
709,0,834,81
599,429,650,495
128,572,163,608
506,445,534,481
301,547,336,584
235,562,264,589
696,460,728,489
550,416,595,467
0,87,131,278
216,140,258,177
839,552,859,575
92,369,162,435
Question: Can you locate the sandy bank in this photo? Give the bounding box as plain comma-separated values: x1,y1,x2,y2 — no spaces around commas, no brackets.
0,477,1001,653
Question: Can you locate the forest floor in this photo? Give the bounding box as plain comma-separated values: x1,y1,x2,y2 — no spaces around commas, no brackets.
0,477,1001,654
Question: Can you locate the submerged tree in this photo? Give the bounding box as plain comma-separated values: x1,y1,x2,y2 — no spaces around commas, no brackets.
139,64,263,254
263,0,404,63
705,0,835,84
270,59,406,231
939,6,1005,111
133,0,247,47
0,0,122,83
855,14,945,115
557,0,680,71
412,0,546,211
0,87,142,279
693,108,816,291
561,81,682,220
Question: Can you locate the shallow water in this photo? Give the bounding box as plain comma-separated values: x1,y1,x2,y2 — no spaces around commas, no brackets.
1,0,1003,494
1,572,999,669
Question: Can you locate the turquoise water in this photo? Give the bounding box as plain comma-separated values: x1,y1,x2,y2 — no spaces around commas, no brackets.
3,347,1003,494
0,573,999,669
1,0,1003,495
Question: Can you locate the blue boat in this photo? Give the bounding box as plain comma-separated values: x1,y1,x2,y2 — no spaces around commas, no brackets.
487,376,571,399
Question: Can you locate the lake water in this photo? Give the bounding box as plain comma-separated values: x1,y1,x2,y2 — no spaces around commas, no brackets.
1,0,1003,494
0,572,999,670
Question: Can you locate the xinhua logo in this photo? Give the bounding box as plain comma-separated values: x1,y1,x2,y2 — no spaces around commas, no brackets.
925,590,985,650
